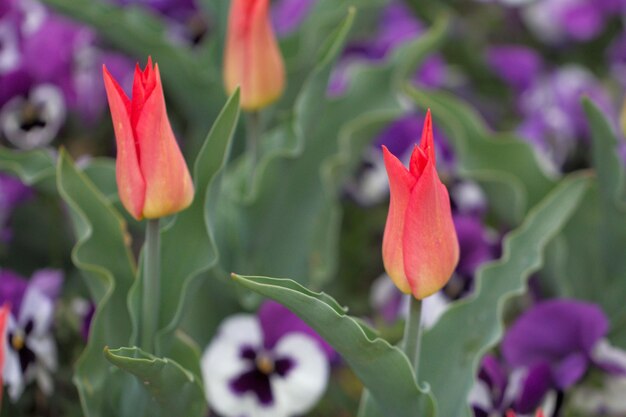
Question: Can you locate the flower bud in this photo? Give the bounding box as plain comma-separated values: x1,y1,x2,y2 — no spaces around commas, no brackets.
103,57,194,220
224,0,285,111
382,111,459,299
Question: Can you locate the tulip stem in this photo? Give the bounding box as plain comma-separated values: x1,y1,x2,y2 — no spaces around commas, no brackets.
141,218,161,353
402,297,423,381
246,111,261,187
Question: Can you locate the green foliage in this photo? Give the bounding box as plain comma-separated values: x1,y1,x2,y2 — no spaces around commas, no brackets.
52,91,240,416
542,100,626,346
56,150,137,417
0,147,56,192
407,87,557,225
421,173,590,417
231,274,436,417
215,13,449,291
231,174,589,417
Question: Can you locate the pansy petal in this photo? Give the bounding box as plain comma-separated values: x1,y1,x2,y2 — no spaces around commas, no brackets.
258,301,334,360
18,286,54,336
201,315,262,416
553,352,588,389
271,333,330,416
592,339,626,375
503,300,608,368
515,362,552,413
4,333,24,402
27,334,57,371
29,269,63,301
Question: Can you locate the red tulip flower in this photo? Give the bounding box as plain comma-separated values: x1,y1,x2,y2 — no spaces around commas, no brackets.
382,111,459,300
103,58,194,220
224,0,285,111
0,303,10,406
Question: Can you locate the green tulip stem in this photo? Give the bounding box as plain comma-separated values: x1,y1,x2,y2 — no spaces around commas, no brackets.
141,218,161,353
402,296,423,381
246,110,261,187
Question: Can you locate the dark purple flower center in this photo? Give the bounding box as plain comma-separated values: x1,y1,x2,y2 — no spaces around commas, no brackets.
18,101,47,132
7,318,36,373
229,345,295,406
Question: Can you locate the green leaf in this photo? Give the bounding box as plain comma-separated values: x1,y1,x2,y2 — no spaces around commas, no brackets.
56,150,137,417
541,100,626,345
81,158,118,201
104,346,206,417
420,173,590,417
0,147,56,192
231,274,436,417
406,87,556,225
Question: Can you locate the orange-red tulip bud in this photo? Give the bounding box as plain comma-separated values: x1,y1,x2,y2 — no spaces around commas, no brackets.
382,111,459,300
0,303,10,407
103,58,194,220
224,0,285,111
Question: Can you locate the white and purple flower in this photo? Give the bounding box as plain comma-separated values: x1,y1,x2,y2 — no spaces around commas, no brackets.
0,0,134,147
201,301,333,417
0,268,62,401
522,0,626,43
487,46,616,171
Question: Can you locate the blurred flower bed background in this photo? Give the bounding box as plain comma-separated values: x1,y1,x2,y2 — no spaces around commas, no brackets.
1,0,626,416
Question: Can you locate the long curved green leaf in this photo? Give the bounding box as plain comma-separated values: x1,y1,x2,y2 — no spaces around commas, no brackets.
231,274,436,417
56,150,137,417
421,173,590,417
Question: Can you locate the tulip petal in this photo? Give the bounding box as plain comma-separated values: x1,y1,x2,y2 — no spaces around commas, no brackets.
103,65,146,220
134,64,194,218
224,0,285,110
402,160,459,299
382,145,417,294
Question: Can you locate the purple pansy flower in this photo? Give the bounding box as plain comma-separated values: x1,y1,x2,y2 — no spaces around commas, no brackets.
487,46,543,92
470,354,557,417
489,48,616,171
0,0,135,147
201,301,331,417
0,268,63,401
500,299,626,413
522,0,625,43
517,65,615,170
